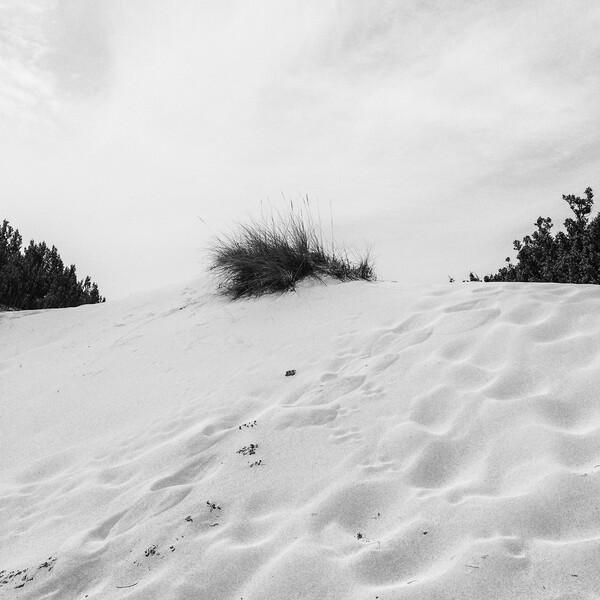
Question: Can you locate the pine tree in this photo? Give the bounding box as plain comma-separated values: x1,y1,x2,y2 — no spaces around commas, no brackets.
0,220,105,309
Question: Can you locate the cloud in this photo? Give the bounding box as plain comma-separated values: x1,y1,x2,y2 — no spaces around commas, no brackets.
0,1,57,128
45,0,112,98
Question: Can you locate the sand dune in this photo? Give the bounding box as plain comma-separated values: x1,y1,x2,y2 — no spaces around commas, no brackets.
2,278,600,599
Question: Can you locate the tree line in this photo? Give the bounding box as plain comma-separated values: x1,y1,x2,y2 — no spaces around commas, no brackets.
467,187,600,284
0,220,105,310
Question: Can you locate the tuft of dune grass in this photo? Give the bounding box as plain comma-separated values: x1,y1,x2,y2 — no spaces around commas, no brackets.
207,203,375,299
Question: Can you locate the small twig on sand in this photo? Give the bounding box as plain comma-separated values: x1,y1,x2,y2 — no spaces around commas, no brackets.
116,582,138,588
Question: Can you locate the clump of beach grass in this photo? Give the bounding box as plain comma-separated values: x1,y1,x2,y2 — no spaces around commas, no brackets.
207,200,375,299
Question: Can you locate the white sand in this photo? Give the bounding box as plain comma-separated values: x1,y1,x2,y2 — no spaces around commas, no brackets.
2,277,600,599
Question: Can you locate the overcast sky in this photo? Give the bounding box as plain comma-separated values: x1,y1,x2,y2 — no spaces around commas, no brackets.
2,0,600,299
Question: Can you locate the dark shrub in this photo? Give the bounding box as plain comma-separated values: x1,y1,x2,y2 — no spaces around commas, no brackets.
485,187,600,284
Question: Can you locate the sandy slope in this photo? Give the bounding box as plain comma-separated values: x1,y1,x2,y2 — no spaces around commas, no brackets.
2,277,600,599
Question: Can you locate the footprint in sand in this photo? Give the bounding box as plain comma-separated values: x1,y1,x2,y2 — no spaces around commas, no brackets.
435,307,501,335
357,458,396,475
150,454,220,491
370,324,434,357
406,436,485,490
272,404,341,430
444,298,486,313
281,373,366,410
483,366,546,401
83,510,128,544
329,426,362,444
